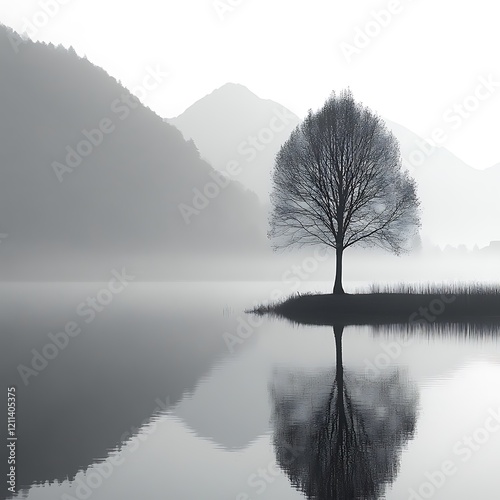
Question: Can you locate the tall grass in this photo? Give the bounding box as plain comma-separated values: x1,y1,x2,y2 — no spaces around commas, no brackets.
367,282,500,295
248,291,312,315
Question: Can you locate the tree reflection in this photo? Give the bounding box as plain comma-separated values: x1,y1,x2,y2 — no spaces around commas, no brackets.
271,325,418,499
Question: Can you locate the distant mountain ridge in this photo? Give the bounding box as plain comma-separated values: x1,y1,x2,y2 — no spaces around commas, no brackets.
168,83,301,202
384,119,500,246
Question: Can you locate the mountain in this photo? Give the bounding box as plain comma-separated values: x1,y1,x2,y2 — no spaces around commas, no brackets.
0,26,268,280
385,119,500,247
168,83,300,202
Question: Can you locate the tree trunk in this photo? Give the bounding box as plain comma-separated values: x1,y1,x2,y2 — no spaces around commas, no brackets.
333,247,345,294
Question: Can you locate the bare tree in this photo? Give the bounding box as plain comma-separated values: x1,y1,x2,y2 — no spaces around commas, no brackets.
269,90,420,293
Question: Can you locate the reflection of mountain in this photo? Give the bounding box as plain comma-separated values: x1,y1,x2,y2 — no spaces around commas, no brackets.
0,284,234,497
173,347,271,449
271,326,418,500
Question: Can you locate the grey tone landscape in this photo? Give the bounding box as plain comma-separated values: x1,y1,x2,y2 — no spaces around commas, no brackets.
1,2,500,499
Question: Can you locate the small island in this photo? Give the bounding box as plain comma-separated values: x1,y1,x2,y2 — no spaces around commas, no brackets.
251,284,500,327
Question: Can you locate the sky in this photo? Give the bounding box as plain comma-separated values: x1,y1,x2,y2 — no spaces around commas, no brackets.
1,0,499,170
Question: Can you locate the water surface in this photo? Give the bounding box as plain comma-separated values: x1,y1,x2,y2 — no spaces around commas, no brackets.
1,282,500,499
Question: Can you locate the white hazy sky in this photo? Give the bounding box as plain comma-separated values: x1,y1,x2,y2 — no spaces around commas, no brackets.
1,0,499,169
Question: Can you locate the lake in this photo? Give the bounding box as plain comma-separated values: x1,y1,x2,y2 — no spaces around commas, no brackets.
1,282,500,500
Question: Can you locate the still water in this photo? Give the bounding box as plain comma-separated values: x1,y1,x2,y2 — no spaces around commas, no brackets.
1,282,500,500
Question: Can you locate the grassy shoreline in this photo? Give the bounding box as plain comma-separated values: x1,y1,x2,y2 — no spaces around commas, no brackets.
250,285,500,327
